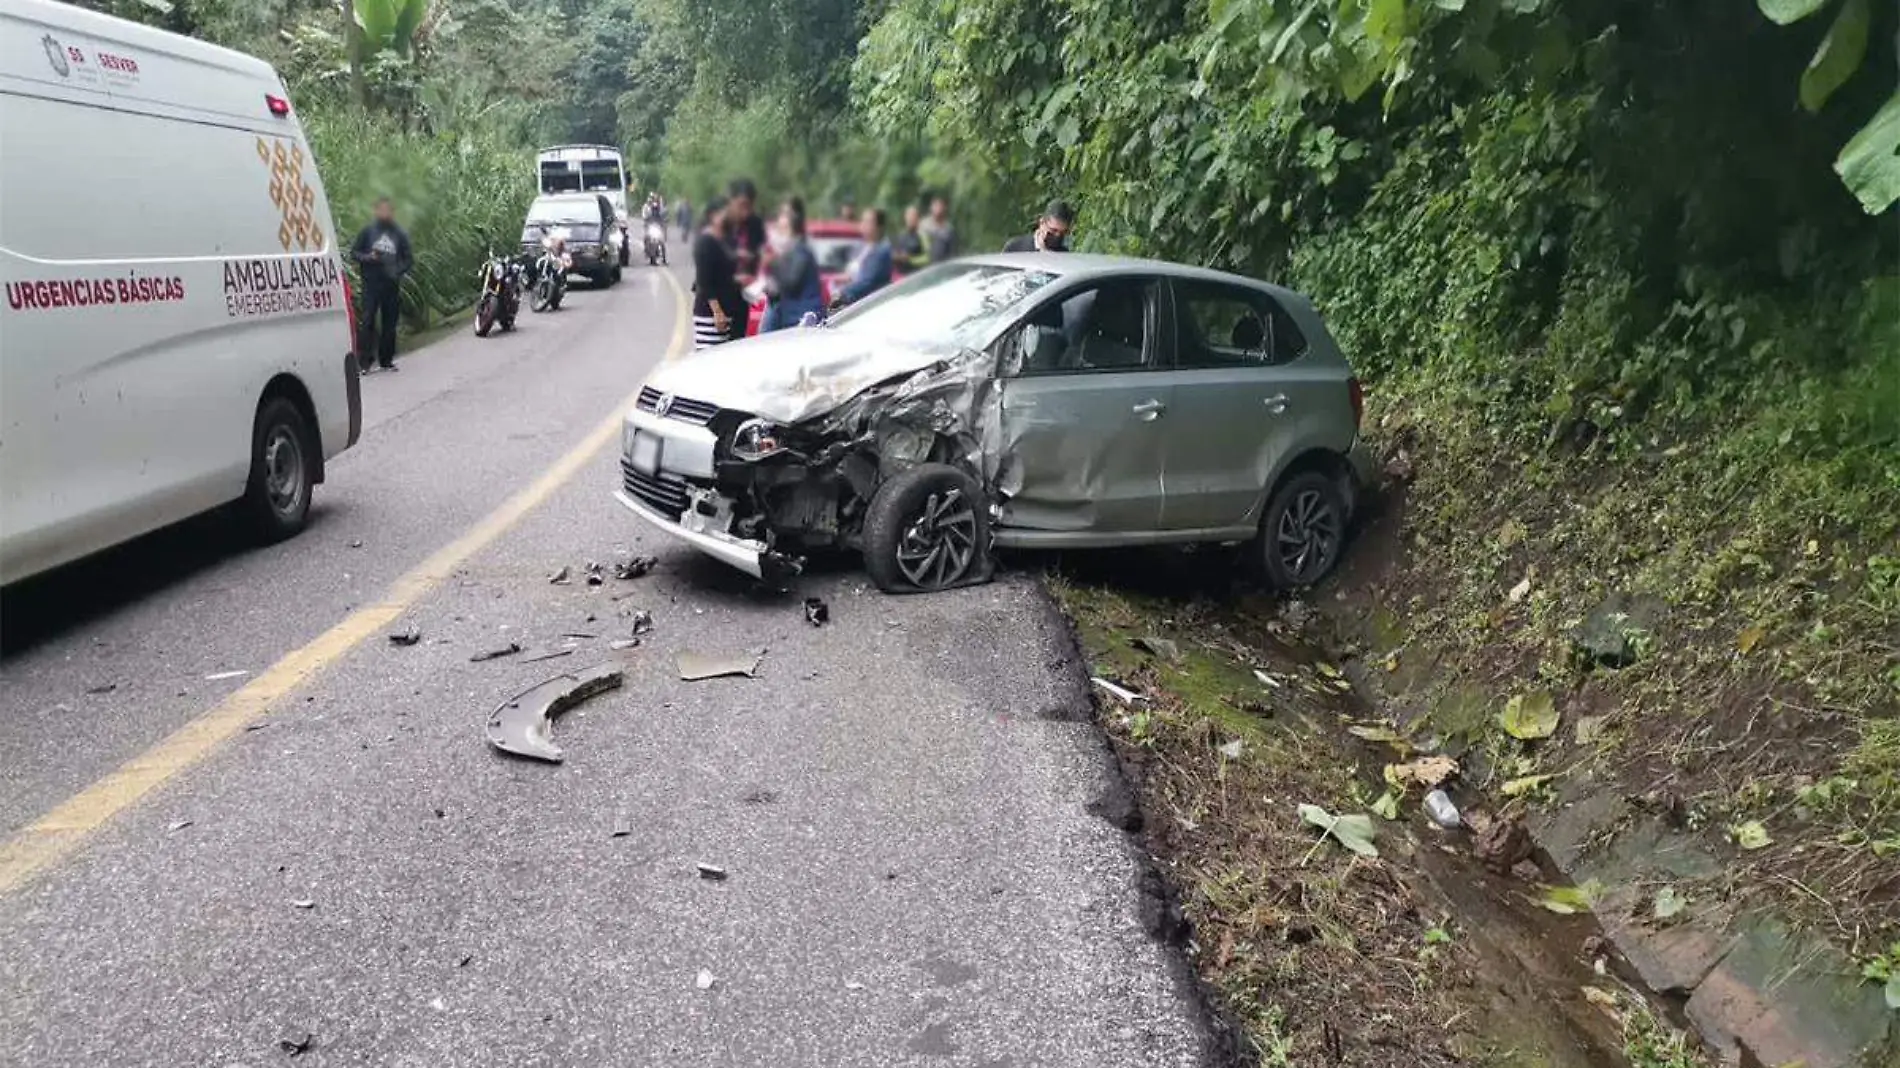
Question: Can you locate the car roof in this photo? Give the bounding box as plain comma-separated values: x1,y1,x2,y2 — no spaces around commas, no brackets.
807,221,862,238
958,252,1310,303
533,193,606,204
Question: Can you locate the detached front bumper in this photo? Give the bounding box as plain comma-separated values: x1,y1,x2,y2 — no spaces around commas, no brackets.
615,407,803,583
614,488,767,579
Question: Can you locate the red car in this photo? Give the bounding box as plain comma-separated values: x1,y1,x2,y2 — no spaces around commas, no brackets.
746,220,901,336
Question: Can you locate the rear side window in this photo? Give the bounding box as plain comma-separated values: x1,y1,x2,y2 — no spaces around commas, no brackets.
1172,281,1309,368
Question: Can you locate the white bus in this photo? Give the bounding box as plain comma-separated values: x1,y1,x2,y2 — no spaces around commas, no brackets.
537,144,629,217
0,0,359,584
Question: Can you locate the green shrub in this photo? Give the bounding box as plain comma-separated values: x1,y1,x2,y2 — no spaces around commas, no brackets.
303,105,532,328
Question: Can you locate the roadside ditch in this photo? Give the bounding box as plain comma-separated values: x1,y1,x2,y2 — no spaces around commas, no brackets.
1037,541,1896,1068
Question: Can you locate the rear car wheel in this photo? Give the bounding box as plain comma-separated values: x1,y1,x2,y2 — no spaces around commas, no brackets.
1256,469,1346,588
241,396,314,542
863,464,991,594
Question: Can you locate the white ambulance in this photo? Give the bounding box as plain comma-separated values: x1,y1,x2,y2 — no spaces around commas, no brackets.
0,0,359,585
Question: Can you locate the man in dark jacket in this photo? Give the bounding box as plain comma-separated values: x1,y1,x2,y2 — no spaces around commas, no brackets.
349,197,412,372
1003,199,1075,253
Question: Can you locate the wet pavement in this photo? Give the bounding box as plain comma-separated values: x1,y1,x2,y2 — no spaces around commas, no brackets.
0,264,1215,1066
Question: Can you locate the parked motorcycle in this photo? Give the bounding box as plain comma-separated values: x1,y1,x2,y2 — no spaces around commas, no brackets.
644,220,667,266
528,235,571,313
474,251,523,337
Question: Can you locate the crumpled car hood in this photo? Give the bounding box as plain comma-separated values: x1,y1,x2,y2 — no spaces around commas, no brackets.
641,328,961,424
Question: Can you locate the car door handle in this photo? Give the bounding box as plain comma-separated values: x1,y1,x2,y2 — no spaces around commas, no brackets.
1131,399,1166,420
1263,393,1288,414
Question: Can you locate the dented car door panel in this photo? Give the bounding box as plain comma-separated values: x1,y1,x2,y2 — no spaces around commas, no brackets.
996,277,1168,533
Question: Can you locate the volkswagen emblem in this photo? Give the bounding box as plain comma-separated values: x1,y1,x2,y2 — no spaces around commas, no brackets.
43,35,70,78
654,392,675,417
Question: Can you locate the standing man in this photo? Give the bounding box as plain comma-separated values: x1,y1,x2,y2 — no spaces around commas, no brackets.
350,197,411,373
675,197,692,242
832,208,893,310
1003,199,1075,253
919,194,958,263
893,204,927,273
725,178,768,281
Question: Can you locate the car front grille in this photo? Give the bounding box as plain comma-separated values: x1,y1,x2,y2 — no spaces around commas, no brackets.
635,386,718,427
622,460,689,518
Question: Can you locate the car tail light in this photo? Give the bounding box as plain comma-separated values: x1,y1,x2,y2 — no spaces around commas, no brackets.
341,267,358,359
266,94,291,116
1349,376,1365,428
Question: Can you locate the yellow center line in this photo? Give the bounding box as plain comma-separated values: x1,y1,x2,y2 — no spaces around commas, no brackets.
0,271,689,896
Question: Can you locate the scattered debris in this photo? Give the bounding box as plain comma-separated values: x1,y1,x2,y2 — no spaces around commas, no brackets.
695,969,717,990
1346,723,1409,750
1499,691,1559,740
388,625,422,647
520,647,575,664
1297,803,1380,860
244,721,271,732
1217,738,1245,760
470,642,522,663
614,555,658,580
610,822,633,838
1501,772,1558,797
559,632,598,640
1571,594,1662,669
1651,884,1687,923
86,683,117,695
1252,668,1283,689
584,561,605,586
1091,677,1147,705
484,662,625,763
205,670,250,681
1387,756,1459,790
741,788,779,805
696,863,728,881
1507,572,1534,603
458,954,473,968
348,539,364,549
1382,448,1414,483
167,819,193,833
845,980,867,991
429,997,447,1012
1132,635,1181,662
1574,714,1611,745
1371,790,1401,820
290,899,316,910
1423,789,1462,829
1736,624,1767,655
548,565,572,585
629,610,654,636
1537,881,1601,915
608,638,642,651
1475,814,1534,872
1729,819,1774,851
676,650,762,681
278,1031,315,1057
803,596,830,626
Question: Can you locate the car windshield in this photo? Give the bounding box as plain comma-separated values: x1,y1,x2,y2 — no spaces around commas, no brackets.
829,264,1057,347
526,202,598,226
811,237,865,274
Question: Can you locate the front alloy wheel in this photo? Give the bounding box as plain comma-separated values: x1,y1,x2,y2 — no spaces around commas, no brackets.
863,463,992,593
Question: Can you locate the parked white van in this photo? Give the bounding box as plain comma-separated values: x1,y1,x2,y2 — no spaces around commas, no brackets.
0,0,359,585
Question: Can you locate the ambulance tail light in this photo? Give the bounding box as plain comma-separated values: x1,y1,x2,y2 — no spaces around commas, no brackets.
266,94,291,117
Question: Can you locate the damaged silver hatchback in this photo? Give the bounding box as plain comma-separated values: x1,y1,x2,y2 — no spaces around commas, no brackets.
616,253,1378,593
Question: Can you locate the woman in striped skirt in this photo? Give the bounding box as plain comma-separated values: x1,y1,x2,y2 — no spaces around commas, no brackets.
691,196,745,348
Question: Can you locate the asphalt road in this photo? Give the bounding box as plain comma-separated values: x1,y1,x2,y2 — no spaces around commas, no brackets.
0,258,1217,1067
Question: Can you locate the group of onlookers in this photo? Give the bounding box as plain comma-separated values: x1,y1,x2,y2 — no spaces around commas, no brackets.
688,178,1081,350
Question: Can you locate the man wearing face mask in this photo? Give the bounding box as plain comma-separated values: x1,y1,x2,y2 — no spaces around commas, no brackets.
1003,199,1075,253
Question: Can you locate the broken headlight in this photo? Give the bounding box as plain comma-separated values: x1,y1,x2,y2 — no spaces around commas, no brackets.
729,418,789,462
